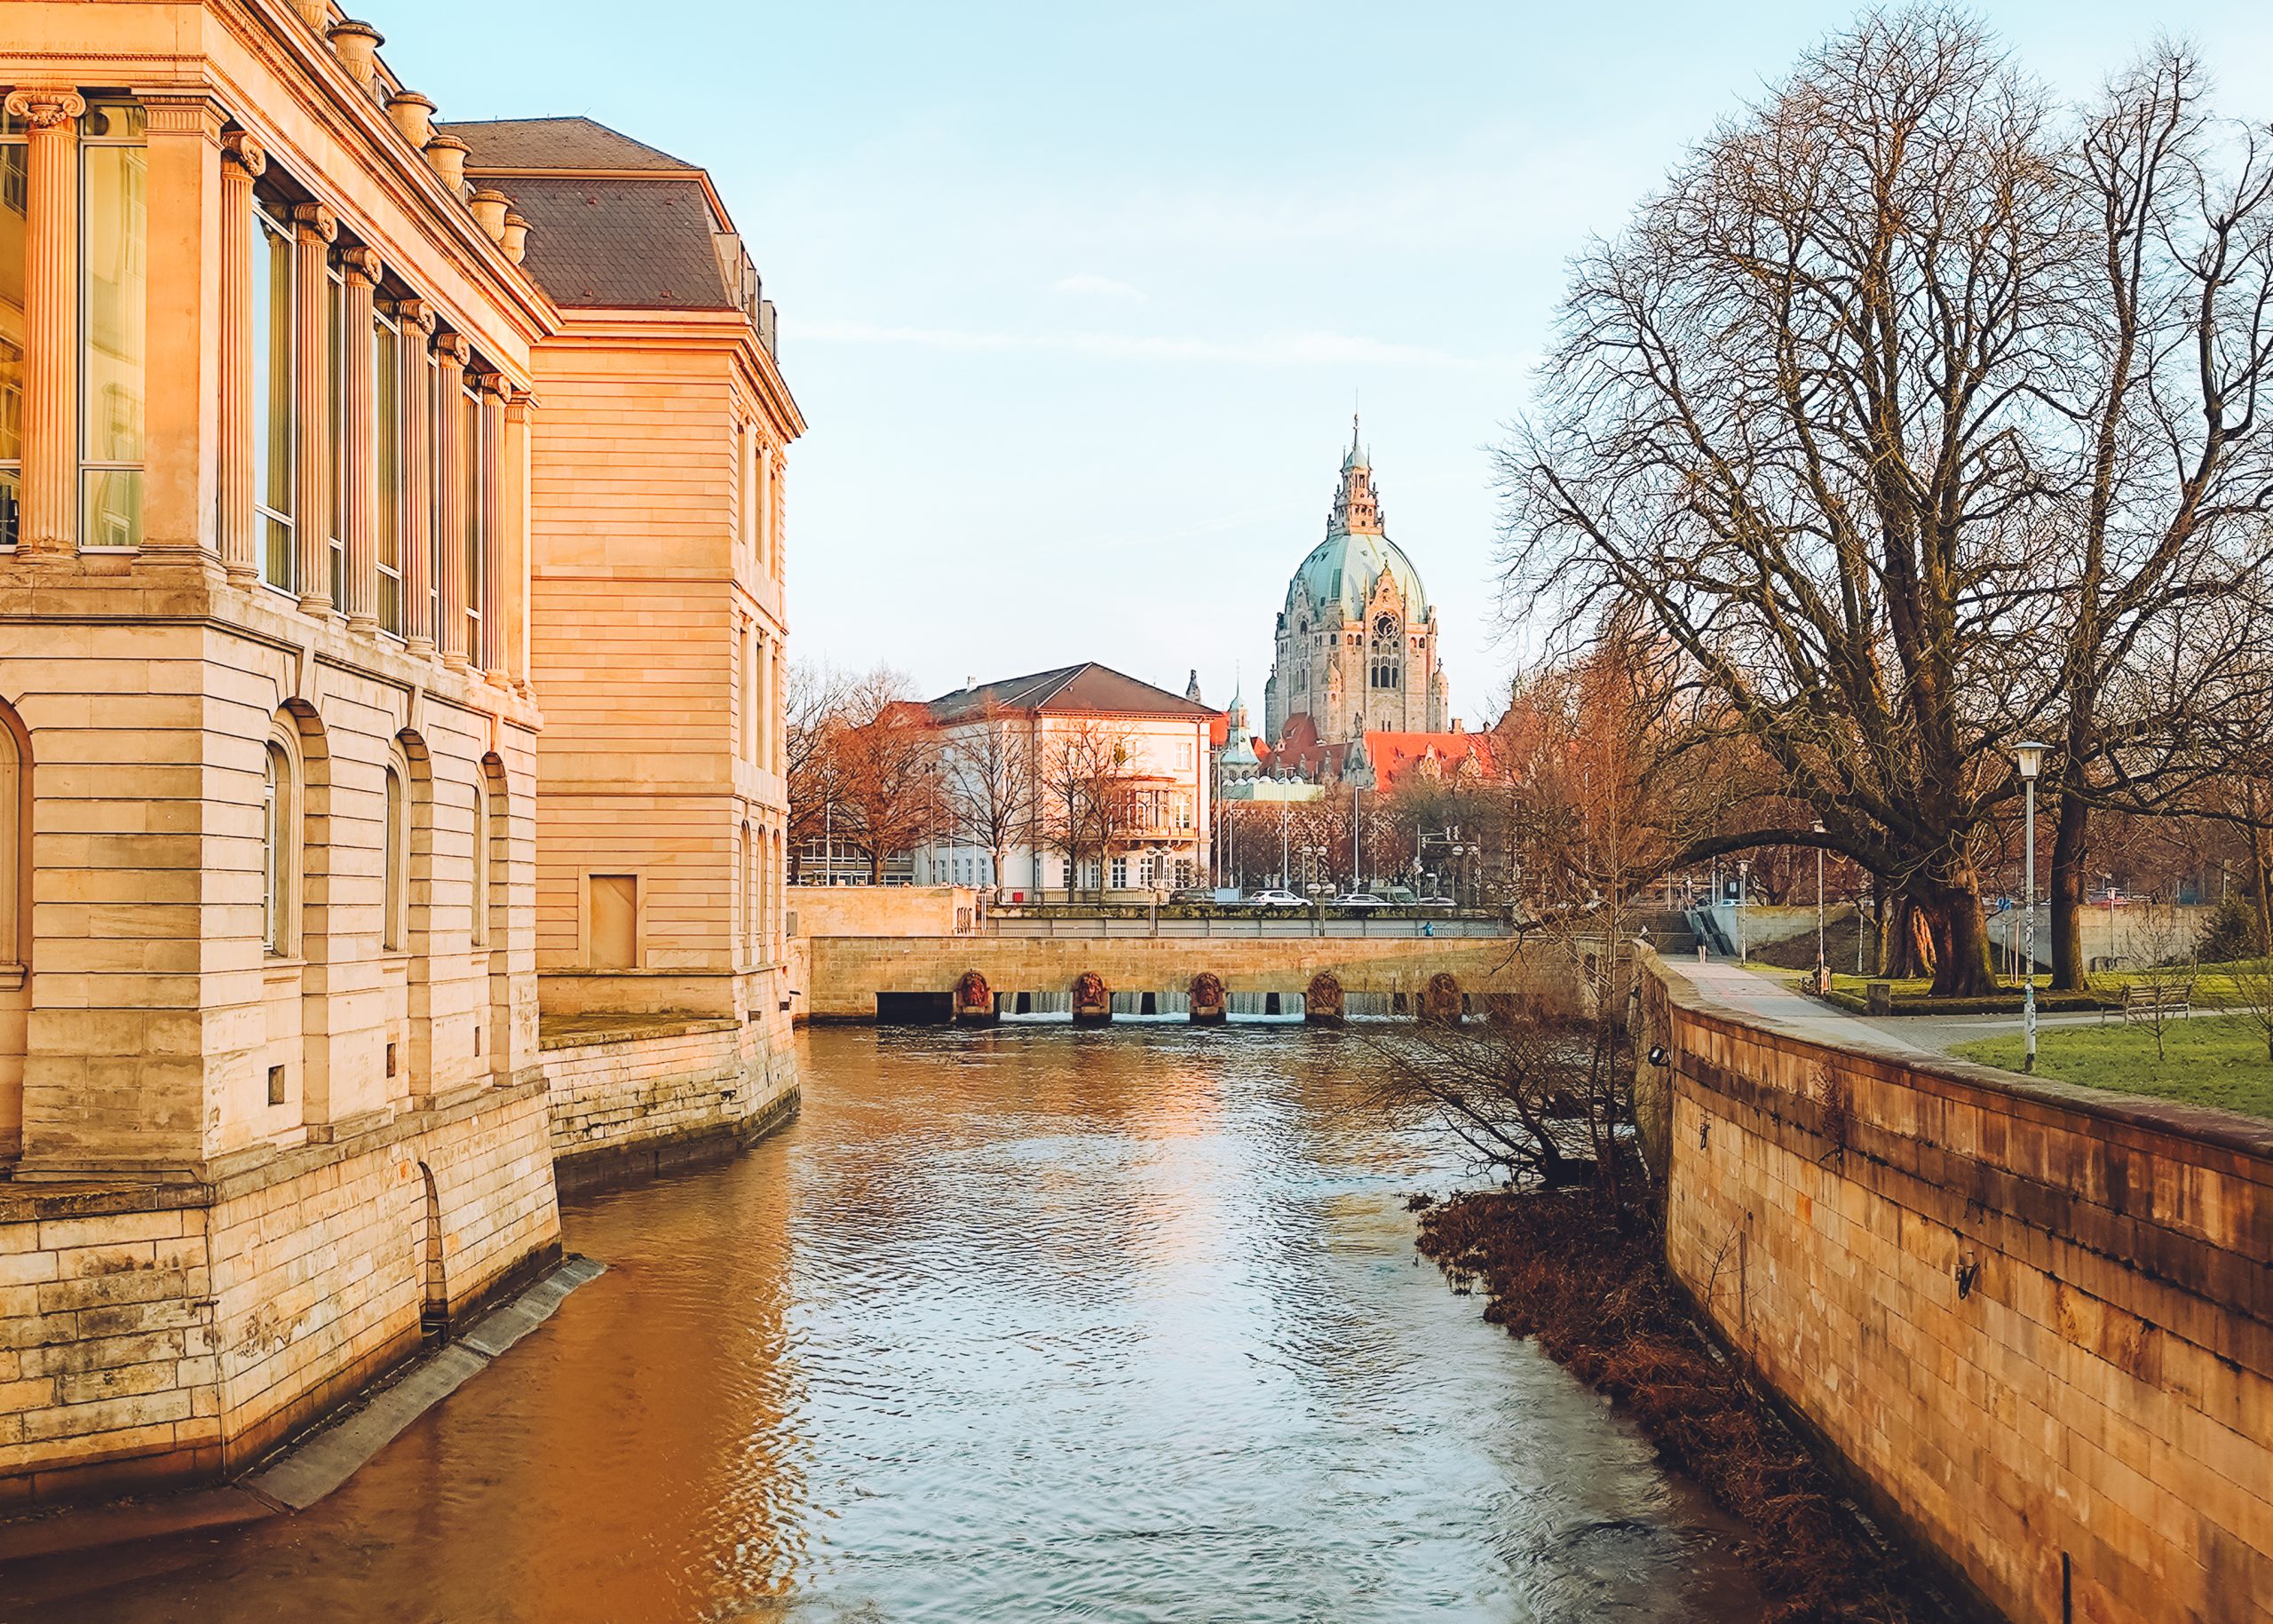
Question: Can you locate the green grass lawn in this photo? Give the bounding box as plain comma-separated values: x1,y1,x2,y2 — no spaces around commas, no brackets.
1950,1016,2273,1120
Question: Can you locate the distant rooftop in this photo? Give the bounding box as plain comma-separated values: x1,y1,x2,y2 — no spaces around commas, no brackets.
438,116,697,173
929,663,1221,723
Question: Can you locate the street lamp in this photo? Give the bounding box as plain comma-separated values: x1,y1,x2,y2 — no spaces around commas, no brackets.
2015,741,2047,1073
1812,820,1827,993
1736,857,1750,963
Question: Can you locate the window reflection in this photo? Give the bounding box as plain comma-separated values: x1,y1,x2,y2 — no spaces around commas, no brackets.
80,125,145,549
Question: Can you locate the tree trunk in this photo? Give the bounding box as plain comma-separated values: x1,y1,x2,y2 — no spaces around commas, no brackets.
1920,866,1997,998
2049,791,2088,990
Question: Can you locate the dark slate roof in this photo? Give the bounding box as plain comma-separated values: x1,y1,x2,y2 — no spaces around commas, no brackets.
929,663,1221,723
437,116,696,173
491,175,732,310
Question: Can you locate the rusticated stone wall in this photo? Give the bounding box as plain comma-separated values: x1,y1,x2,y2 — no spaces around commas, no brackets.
1643,955,2272,1624
0,1082,558,1507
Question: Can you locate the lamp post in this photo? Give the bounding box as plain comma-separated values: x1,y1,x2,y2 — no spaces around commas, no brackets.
1812,820,1827,994
2015,741,2046,1073
1736,858,1750,963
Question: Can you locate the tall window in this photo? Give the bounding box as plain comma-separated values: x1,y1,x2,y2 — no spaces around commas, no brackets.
252,205,294,589
262,741,290,955
427,351,446,636
1,116,27,548
80,102,146,549
462,383,482,665
325,262,345,605
382,764,405,951
373,312,401,634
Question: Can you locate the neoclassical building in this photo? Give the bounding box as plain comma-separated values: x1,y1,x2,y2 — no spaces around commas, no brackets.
1263,426,1449,749
0,0,797,1503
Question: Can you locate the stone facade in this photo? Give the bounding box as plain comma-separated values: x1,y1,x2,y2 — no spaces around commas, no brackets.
0,2,797,1502
540,1018,795,1193
1640,954,2273,1624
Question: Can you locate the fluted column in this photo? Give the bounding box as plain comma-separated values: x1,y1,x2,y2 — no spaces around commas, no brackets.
432,331,469,669
6,90,84,558
393,300,436,653
503,388,533,696
478,374,507,683
218,131,265,582
290,202,337,613
338,247,380,630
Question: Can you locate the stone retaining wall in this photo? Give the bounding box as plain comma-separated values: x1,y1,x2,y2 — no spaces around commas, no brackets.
0,1081,559,1507
540,1009,796,1192
1639,955,2273,1624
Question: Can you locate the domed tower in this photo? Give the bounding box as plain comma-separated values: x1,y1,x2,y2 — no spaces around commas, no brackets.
1263,421,1447,752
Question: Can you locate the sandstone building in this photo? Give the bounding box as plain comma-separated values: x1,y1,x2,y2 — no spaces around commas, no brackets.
0,0,797,1502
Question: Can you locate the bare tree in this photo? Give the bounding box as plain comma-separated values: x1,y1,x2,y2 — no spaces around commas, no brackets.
1504,11,2077,996
828,668,943,885
939,699,1032,896
2040,50,2273,988
786,660,855,877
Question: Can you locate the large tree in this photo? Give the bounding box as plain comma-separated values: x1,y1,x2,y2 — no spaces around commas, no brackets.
940,699,1033,895
1502,10,2273,995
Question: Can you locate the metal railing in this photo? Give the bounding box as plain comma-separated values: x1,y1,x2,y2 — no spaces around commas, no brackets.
982,914,1512,939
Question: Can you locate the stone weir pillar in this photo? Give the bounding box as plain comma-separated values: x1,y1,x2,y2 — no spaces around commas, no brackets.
1304,971,1343,1025
954,970,997,1026
1188,971,1227,1025
1071,971,1111,1026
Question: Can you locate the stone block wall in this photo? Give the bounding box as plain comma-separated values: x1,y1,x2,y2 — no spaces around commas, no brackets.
1646,955,2273,1624
540,1002,796,1192
0,1081,558,1506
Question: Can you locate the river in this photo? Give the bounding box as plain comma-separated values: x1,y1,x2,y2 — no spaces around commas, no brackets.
16,1025,1761,1621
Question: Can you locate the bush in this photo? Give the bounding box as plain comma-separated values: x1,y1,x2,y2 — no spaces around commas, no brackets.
2196,894,2268,964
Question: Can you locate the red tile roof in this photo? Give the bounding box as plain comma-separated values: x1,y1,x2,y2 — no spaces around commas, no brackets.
928,663,1221,723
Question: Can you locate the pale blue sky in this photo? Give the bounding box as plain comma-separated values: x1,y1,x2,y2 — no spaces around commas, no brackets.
381,1,2273,717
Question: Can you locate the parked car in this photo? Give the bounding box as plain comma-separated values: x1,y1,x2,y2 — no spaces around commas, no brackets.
1414,894,1457,908
1166,887,1216,905
1247,889,1308,908
1333,893,1390,909
1374,885,1420,905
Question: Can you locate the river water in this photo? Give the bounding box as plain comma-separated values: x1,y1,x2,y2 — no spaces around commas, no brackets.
18,1025,1760,1622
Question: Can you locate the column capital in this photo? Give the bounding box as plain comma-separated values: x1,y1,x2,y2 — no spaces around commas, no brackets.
475,370,511,401
221,129,267,178
290,201,338,244
3,88,85,130
432,331,471,368
339,244,384,286
139,92,226,145
391,297,438,339
503,389,534,422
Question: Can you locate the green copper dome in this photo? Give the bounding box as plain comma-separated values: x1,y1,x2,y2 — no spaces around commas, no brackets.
1287,528,1428,626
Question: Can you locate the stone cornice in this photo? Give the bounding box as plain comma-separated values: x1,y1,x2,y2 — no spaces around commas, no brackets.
547,308,805,440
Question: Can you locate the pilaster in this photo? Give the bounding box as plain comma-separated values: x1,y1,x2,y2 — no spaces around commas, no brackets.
503,388,533,696
218,131,265,582
478,374,507,682
139,93,226,565
394,299,437,653
290,202,337,614
432,331,470,669
339,247,381,630
6,89,84,558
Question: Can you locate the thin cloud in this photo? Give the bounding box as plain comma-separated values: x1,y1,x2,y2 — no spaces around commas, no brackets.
1051,273,1147,301
785,318,1495,370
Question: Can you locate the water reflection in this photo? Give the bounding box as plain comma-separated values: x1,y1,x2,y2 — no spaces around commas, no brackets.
16,1026,1757,1621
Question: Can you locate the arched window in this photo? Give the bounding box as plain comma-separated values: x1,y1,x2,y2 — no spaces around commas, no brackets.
263,739,292,955
382,763,406,951
470,778,490,947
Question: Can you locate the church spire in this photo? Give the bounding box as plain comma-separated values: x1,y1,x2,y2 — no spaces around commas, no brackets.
1330,417,1382,535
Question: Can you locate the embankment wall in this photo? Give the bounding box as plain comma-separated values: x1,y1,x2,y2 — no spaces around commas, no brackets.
1638,955,2272,1624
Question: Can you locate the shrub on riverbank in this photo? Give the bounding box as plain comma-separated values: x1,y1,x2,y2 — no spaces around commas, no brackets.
1417,1190,1926,1623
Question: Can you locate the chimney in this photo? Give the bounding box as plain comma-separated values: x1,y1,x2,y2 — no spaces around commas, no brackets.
1452,717,1463,733
386,90,435,148
327,20,384,85
501,211,529,265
